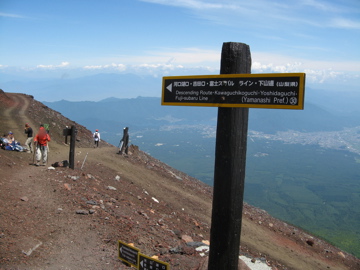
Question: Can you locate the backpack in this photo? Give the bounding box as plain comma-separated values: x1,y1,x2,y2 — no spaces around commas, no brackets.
43,124,50,133
94,132,99,139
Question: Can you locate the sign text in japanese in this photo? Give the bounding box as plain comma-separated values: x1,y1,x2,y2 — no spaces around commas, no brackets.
162,73,305,109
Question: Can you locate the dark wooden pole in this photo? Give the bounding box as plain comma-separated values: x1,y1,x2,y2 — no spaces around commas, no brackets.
69,125,76,169
208,42,251,269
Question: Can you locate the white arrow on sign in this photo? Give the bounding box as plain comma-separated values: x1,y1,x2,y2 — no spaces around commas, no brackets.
166,83,172,92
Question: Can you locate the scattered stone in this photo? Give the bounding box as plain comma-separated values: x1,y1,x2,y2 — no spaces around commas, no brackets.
239,256,271,270
76,210,89,215
269,223,273,227
22,238,43,256
169,246,182,254
20,196,29,202
195,245,210,254
47,166,55,170
186,242,205,248
115,175,121,181
71,176,79,181
202,240,210,245
172,229,182,239
152,197,159,203
89,209,95,214
306,239,315,246
338,251,346,258
175,175,182,180
64,183,71,190
86,200,97,205
181,235,194,243
107,186,117,190
139,211,149,219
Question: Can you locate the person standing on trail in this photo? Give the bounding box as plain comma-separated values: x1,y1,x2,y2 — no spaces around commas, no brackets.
93,129,100,147
24,123,33,153
34,126,51,166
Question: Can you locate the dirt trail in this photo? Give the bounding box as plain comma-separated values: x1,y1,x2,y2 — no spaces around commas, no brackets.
2,93,34,142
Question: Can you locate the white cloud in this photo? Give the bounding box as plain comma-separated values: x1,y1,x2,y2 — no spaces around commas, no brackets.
0,12,26,18
150,48,220,64
90,48,220,68
140,0,223,9
141,0,360,30
330,18,360,29
300,0,339,12
1,48,358,87
36,62,70,69
84,63,127,71
252,52,360,72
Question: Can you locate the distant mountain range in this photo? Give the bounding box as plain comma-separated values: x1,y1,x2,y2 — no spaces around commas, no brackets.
44,95,360,136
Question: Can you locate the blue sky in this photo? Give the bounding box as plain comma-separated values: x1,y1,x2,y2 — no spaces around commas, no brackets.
1,0,359,91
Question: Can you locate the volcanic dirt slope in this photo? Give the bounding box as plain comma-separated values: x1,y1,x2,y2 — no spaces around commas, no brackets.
0,90,359,270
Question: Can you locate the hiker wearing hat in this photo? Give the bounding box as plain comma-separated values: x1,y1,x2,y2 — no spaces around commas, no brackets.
34,126,51,166
93,129,100,147
24,123,34,153
7,131,15,144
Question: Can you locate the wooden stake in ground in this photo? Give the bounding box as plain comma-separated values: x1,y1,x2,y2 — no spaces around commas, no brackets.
208,42,251,270
69,125,76,169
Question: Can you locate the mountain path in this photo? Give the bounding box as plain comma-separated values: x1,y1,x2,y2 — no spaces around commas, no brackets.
2,93,35,139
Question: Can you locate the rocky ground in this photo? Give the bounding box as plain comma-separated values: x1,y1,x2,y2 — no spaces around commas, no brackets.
0,90,359,270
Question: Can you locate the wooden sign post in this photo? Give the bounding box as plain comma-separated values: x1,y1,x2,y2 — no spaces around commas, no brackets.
207,42,250,269
161,42,305,269
63,125,77,169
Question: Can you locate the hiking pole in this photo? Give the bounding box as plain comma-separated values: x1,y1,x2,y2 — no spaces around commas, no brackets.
81,152,88,170
32,142,36,165
46,145,49,165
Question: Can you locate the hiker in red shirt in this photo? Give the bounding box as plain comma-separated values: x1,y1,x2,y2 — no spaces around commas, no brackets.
34,126,51,166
